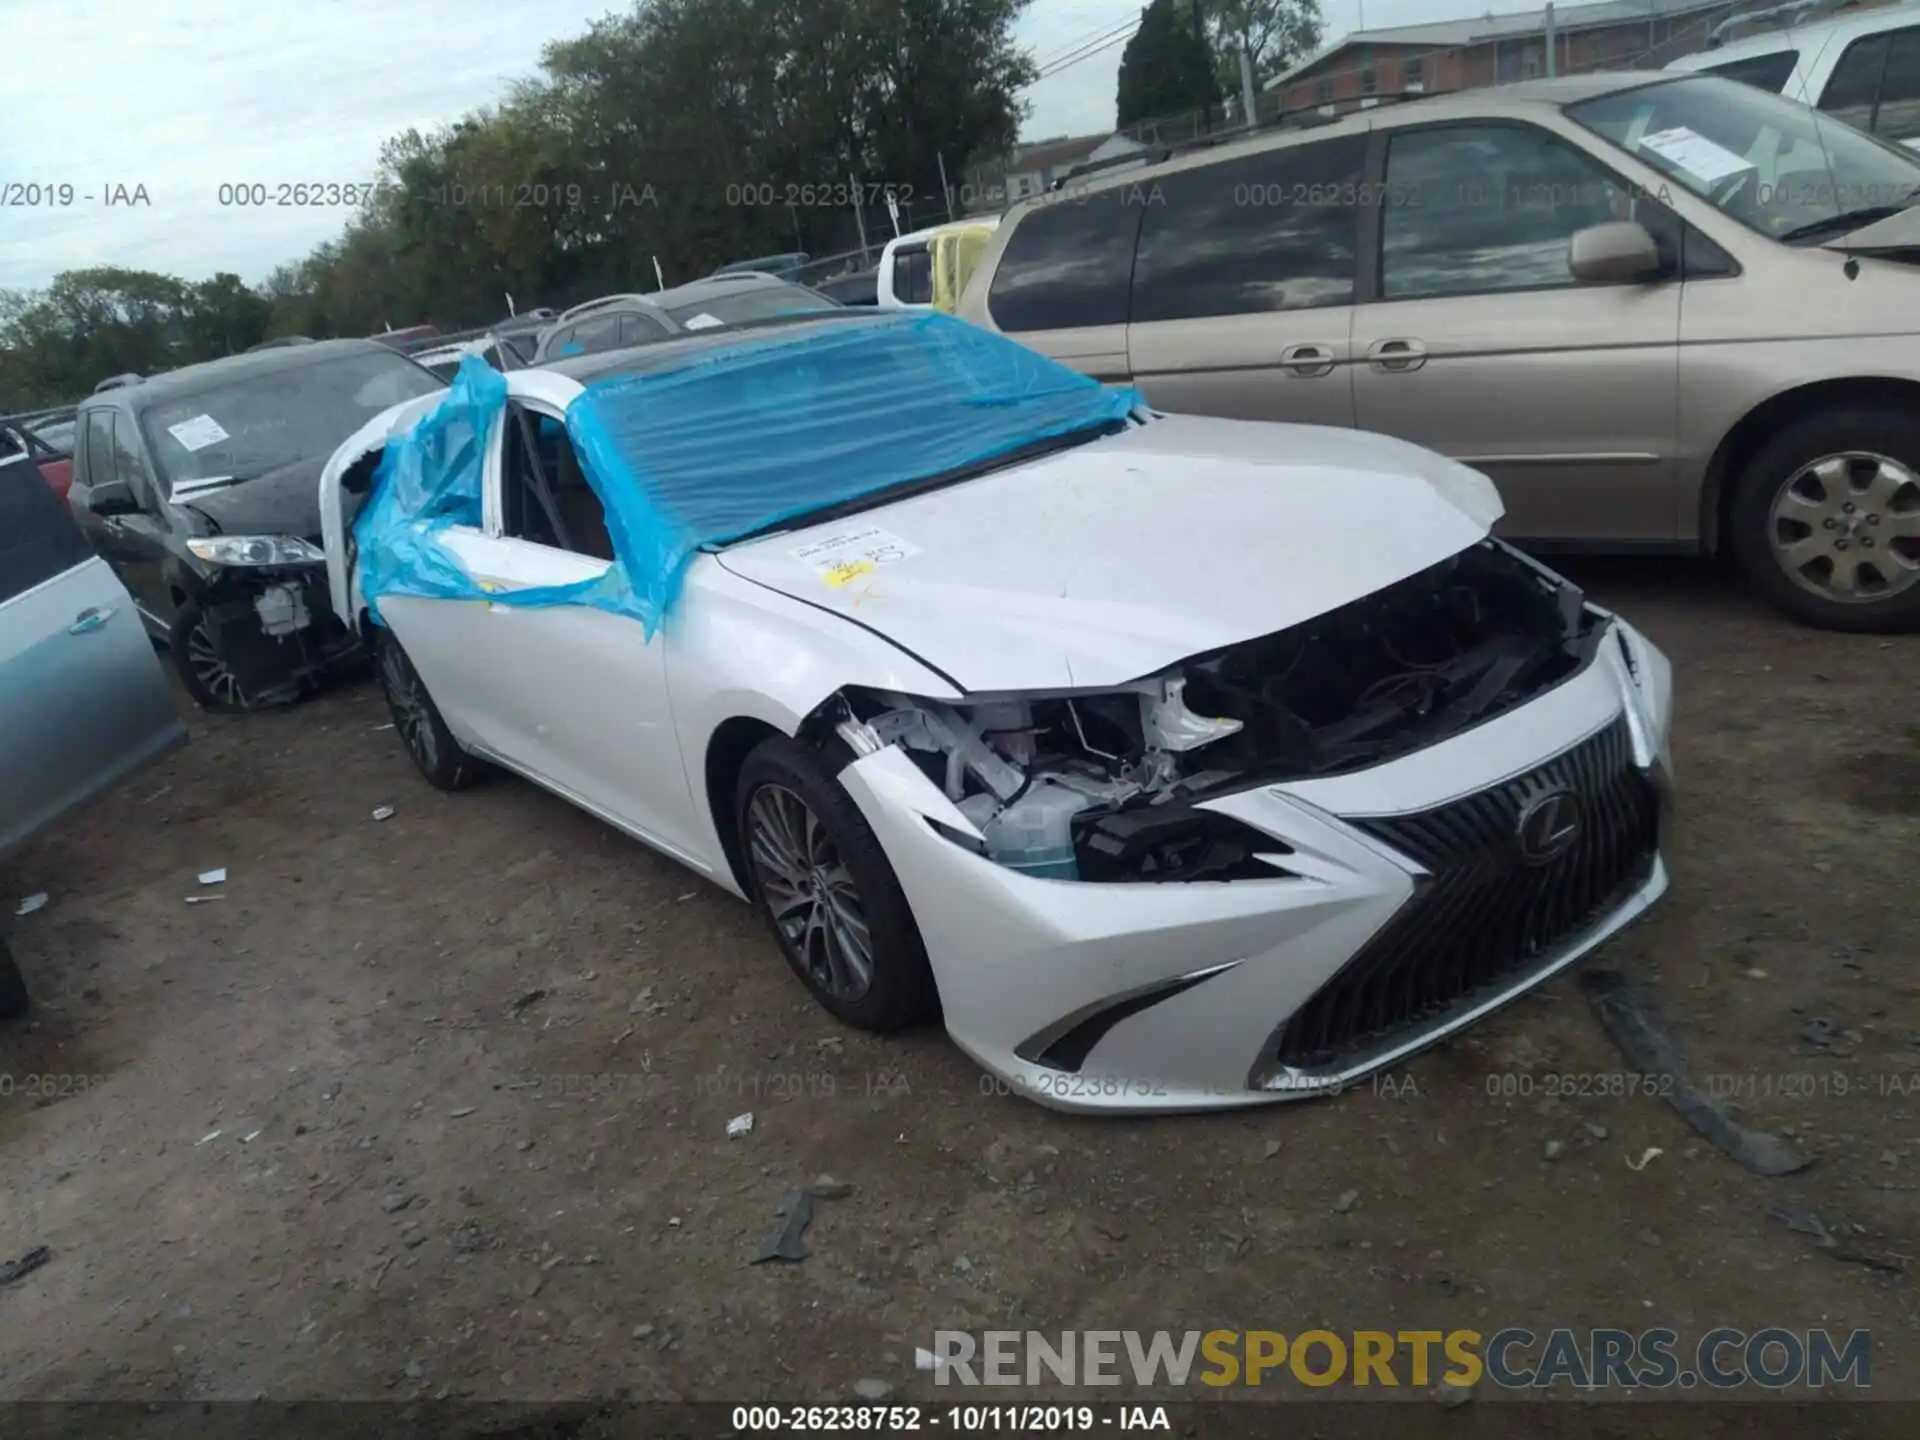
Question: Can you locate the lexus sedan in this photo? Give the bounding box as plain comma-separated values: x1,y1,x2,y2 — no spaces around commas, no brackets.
319,313,1675,1113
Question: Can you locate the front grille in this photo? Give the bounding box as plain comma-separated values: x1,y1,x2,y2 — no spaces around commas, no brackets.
1269,714,1660,1071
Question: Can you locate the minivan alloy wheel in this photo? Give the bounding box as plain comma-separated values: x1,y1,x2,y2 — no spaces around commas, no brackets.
745,782,874,1001
185,614,247,710
1768,450,1920,604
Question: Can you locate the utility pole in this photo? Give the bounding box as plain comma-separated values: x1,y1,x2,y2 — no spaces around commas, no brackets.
1239,44,1259,129
1192,0,1211,132
850,171,871,266
1545,2,1558,77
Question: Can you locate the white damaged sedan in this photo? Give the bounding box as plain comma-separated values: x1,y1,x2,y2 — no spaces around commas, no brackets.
319,313,1673,1113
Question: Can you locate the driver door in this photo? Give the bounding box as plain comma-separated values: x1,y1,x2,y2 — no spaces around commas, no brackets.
461,401,704,862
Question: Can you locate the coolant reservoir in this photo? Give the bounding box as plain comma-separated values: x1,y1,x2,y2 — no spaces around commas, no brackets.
982,779,1087,881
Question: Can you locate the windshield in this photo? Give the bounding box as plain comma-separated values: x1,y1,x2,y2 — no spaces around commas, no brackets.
1568,75,1920,242
664,284,839,328
141,351,445,491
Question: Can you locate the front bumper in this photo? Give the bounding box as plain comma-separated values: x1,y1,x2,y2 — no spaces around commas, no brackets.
837,617,1673,1114
202,566,365,703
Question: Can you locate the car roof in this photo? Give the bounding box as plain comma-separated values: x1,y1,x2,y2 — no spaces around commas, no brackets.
81,338,408,412
1671,3,1917,64
651,273,801,308
1008,72,1675,202
541,313,880,385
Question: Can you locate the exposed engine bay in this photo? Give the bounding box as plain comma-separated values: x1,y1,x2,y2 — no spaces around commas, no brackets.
814,540,1607,884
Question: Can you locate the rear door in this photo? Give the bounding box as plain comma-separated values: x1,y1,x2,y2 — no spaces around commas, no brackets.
1,456,185,854
1350,119,1682,543
979,188,1142,380
1126,134,1367,429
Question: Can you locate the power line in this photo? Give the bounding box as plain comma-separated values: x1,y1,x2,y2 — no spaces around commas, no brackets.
1033,15,1142,70
1029,20,1141,83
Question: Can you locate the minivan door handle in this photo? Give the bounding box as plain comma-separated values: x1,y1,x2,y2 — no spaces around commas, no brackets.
1367,338,1427,373
69,606,116,635
1279,343,1336,378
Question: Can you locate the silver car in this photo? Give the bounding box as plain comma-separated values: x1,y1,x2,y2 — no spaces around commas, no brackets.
1,450,184,1017
959,71,1920,631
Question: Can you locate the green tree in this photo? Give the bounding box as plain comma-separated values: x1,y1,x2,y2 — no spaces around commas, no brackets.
1210,0,1322,99
1117,0,1221,128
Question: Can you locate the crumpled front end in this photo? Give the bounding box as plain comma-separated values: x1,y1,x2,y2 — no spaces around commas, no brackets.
821,540,1674,1112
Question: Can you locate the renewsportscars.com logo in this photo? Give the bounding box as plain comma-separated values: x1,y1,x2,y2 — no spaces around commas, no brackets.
926,1328,1872,1391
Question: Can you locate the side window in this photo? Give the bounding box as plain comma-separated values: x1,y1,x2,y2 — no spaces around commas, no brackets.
566,315,623,355
986,189,1143,332
895,245,933,305
0,456,92,603
1380,125,1629,301
81,411,115,487
1131,135,1365,324
111,411,160,507
499,406,615,563
1872,28,1920,142
1818,34,1890,132
1706,49,1800,94
618,311,668,346
546,325,577,356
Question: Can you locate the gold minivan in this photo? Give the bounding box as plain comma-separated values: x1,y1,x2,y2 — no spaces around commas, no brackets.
959,71,1920,631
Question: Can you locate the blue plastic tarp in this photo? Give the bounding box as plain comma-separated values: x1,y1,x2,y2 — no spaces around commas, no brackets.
356,311,1140,636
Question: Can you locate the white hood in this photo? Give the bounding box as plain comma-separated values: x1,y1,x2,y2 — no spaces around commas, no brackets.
716,414,1502,693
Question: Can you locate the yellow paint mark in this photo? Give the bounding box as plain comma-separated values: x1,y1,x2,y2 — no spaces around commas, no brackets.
823,559,875,589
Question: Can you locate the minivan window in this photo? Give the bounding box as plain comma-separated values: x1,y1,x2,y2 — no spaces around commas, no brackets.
1704,49,1800,94
141,350,444,492
1874,28,1920,141
1131,135,1365,323
0,456,92,604
1379,125,1625,300
987,189,1143,331
1820,33,1891,131
1571,75,1920,243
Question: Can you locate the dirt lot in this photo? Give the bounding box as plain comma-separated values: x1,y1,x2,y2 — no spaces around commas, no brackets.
2,557,1916,1426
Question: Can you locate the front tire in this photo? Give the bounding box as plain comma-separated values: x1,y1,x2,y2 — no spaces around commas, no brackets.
170,599,251,713
735,736,936,1032
1729,407,1920,632
375,630,486,791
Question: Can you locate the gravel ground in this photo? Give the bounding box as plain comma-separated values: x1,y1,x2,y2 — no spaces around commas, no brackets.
1,557,1915,1428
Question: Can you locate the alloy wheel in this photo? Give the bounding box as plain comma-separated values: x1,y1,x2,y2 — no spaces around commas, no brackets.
186,616,247,710
745,783,874,1001
382,644,438,772
1768,451,1920,604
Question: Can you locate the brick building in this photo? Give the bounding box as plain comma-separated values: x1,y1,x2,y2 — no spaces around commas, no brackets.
1261,0,1878,117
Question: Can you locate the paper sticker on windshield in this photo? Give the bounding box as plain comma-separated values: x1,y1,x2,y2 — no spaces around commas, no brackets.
791,527,920,588
1638,127,1753,184
167,414,230,452
682,313,725,331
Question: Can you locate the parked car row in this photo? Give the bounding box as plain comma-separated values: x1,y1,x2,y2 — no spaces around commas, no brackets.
955,70,1920,632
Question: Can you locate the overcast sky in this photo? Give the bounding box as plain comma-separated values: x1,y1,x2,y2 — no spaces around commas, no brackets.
0,0,1537,291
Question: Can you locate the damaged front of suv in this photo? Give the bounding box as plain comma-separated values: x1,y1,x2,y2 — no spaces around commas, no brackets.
744,426,1675,1113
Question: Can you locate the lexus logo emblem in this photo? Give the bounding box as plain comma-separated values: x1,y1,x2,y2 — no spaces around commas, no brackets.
1515,786,1582,865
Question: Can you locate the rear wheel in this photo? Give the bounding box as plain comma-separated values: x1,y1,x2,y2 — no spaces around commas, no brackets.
1729,407,1920,632
376,630,486,791
735,736,936,1032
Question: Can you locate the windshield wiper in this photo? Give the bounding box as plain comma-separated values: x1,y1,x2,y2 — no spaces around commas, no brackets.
1779,191,1920,244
